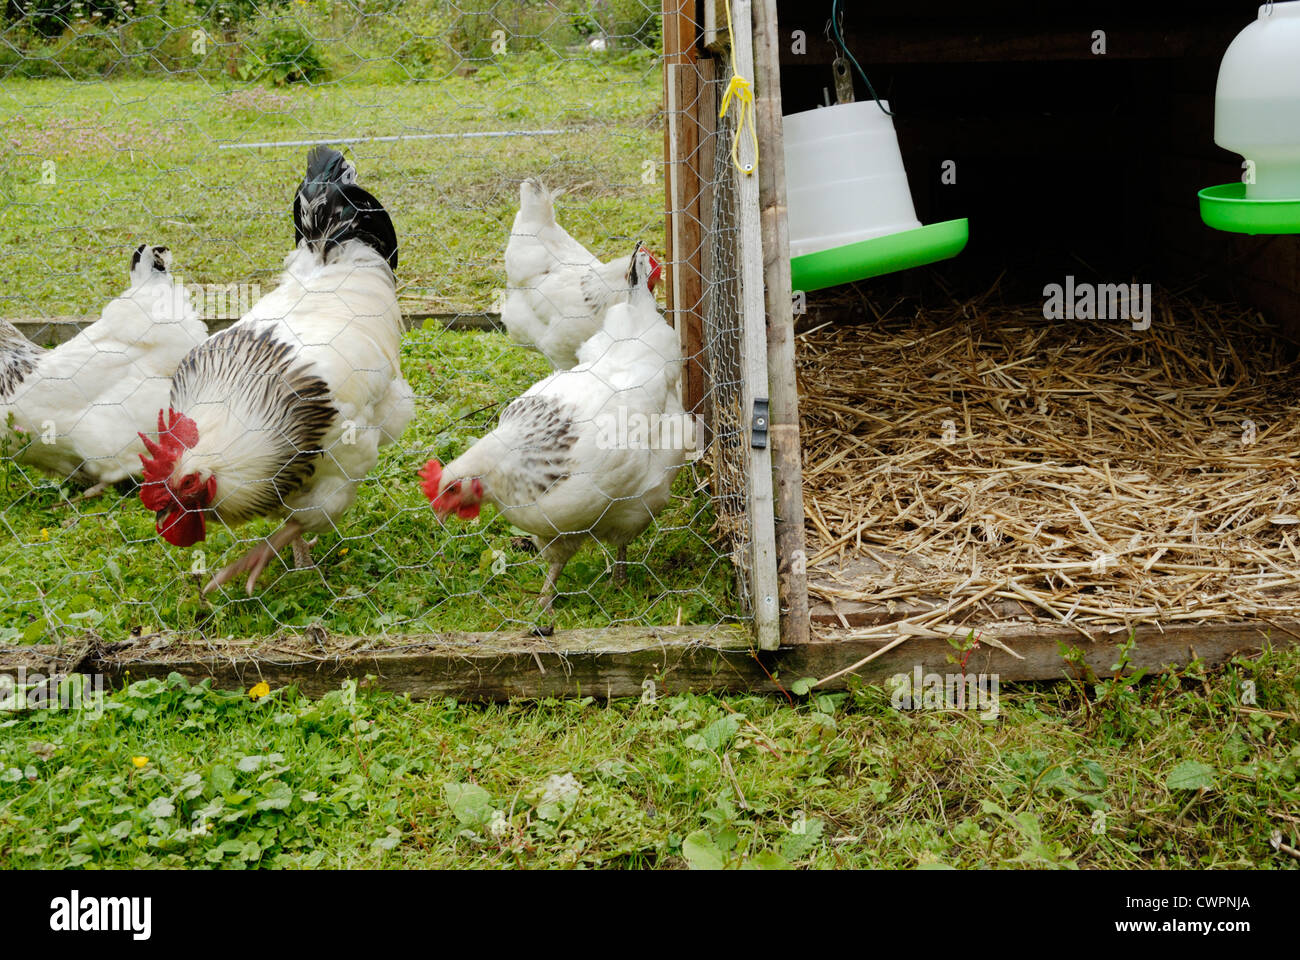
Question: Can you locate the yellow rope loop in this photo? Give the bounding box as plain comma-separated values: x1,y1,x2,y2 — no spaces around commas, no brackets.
718,1,759,176
719,74,758,176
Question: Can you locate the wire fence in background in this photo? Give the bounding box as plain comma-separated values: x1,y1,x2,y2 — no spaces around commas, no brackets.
0,1,759,648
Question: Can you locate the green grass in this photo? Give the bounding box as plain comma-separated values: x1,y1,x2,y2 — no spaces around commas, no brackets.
0,59,743,640
0,53,665,316
3,57,1292,874
0,328,739,639
0,646,1295,868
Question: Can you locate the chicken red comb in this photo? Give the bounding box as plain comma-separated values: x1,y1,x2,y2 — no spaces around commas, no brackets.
419,459,444,503
646,250,662,291
138,408,199,512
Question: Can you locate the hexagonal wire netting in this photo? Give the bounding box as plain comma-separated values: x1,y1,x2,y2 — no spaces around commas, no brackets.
0,2,760,648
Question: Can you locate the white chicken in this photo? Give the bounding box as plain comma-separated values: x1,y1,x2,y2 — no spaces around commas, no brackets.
422,243,693,609
502,178,662,369
138,146,413,595
0,244,206,495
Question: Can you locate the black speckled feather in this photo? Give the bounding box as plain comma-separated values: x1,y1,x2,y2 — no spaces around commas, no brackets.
0,320,41,401
499,394,579,501
293,146,398,271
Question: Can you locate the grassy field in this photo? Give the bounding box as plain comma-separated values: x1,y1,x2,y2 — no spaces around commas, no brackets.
0,54,666,314
1,61,1296,873
0,645,1295,868
0,58,743,640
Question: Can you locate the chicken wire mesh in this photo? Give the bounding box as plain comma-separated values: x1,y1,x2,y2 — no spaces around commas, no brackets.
698,58,753,616
0,1,761,648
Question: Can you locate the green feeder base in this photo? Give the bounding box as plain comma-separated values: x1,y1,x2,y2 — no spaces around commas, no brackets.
790,218,969,293
1198,183,1300,235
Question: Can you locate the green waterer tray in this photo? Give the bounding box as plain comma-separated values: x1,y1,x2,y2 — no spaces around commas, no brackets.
790,218,969,293
1199,183,1300,234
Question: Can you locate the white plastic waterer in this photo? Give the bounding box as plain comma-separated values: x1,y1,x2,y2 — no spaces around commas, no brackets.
782,100,921,258
1216,1,1300,199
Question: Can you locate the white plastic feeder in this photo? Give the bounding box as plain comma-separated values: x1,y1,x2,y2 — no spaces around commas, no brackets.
782,100,968,291
783,100,920,257
1215,1,1300,200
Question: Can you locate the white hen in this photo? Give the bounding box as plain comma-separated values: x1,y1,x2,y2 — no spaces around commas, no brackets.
0,244,206,494
422,243,692,608
502,178,662,369
138,147,414,595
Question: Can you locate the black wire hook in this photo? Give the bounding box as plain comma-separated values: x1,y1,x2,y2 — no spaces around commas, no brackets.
828,0,893,117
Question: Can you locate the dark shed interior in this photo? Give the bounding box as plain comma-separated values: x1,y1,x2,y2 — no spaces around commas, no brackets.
774,0,1300,334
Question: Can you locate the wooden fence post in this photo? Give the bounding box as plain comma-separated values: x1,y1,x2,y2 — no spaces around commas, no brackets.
730,0,782,650
663,0,707,415
751,0,811,644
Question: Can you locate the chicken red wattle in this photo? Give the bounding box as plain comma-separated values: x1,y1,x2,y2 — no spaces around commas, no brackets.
419,459,484,519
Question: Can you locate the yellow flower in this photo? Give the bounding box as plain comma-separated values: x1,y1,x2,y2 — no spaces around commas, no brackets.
131,756,148,768
39,528,49,542
339,547,349,556
248,681,271,700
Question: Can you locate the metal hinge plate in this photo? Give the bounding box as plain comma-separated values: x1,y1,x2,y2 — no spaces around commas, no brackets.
751,398,770,449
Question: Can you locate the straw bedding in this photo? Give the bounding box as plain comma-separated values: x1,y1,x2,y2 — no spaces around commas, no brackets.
797,290,1300,637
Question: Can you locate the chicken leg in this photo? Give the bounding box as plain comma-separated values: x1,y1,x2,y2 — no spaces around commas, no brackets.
204,521,306,596
612,544,628,587
539,559,566,613
537,538,580,612
53,481,108,510
292,536,318,570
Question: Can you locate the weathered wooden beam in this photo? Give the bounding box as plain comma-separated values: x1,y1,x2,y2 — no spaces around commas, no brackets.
792,620,1300,690
701,0,727,53
729,0,781,653
3,619,1291,702
2,624,755,702
775,5,1243,66
752,0,811,645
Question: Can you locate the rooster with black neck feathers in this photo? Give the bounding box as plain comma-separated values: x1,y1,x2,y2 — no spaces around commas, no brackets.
139,146,413,595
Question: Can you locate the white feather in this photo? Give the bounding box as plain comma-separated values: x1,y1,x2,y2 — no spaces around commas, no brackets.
2,251,207,485
173,240,414,534
502,178,639,370
444,250,691,567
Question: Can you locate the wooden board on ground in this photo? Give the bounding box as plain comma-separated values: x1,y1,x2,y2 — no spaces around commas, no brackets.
3,619,1293,701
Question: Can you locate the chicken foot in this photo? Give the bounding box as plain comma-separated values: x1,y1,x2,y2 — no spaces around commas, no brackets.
204,520,307,597
52,481,108,510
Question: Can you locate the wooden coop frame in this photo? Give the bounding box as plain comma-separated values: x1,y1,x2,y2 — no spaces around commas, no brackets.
659,0,1300,686
6,1,1297,702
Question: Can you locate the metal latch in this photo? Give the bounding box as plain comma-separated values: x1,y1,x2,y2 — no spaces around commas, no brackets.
751,398,770,449
832,56,855,105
